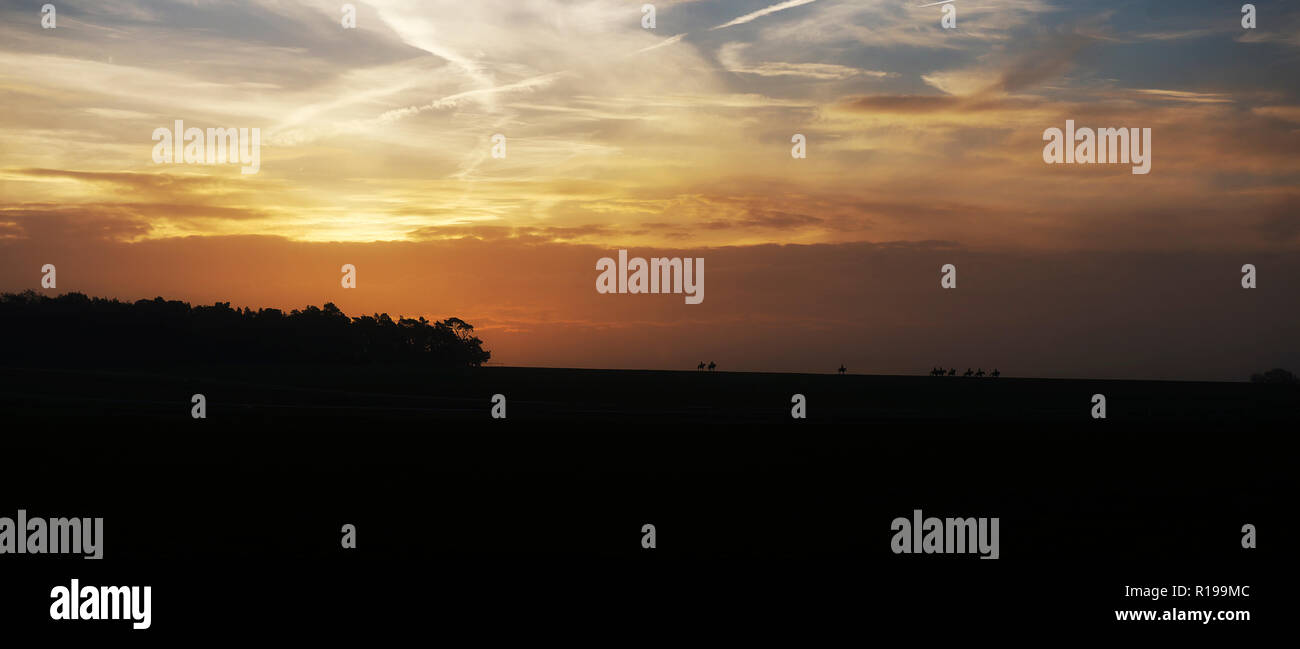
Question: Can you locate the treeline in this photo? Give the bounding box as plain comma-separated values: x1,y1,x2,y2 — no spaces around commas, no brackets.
0,291,490,368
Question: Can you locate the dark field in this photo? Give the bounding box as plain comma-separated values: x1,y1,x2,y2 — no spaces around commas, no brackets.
0,364,1294,634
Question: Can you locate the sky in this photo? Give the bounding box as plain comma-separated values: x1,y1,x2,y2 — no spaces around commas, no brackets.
1,0,1297,380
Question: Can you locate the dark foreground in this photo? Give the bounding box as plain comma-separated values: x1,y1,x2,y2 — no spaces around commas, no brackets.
0,364,1295,637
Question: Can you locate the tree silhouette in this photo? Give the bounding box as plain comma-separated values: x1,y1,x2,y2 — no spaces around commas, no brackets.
0,291,490,368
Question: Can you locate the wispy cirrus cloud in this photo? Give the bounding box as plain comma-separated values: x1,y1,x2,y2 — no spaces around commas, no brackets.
1133,88,1233,104
710,0,818,31
717,42,893,80
635,33,689,54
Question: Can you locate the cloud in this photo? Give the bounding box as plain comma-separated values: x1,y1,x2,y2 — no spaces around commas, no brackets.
636,33,689,54
731,61,892,79
702,210,824,230
407,223,616,243
710,0,818,31
837,94,1013,114
372,72,573,125
1133,89,1233,104
983,27,1095,95
717,42,893,80
1252,106,1300,123
836,23,1099,116
4,168,242,194
1133,30,1214,42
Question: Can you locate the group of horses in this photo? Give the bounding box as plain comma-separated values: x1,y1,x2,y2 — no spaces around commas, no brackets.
930,367,1000,377
691,363,999,377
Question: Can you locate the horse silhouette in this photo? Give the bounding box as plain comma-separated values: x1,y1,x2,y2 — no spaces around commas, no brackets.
975,368,985,377
708,361,716,371
697,361,705,371
963,368,974,377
